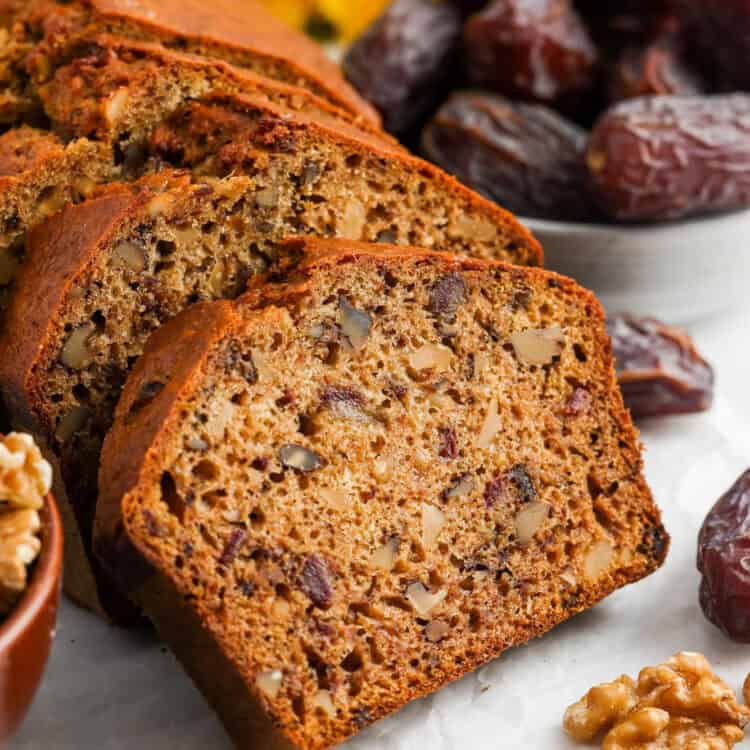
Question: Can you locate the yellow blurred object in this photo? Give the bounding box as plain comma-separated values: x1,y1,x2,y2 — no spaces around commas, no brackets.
259,0,316,29
316,0,391,41
259,0,391,42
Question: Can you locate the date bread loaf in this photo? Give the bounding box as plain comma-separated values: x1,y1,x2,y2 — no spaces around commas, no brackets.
94,239,668,750
0,0,378,126
0,145,538,617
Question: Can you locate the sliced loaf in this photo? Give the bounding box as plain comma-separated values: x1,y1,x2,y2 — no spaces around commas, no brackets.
6,0,379,125
0,147,537,615
95,239,667,749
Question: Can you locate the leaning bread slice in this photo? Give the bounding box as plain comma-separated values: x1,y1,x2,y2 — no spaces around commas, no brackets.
39,34,389,147
0,149,537,617
148,92,542,266
9,0,379,125
95,239,667,750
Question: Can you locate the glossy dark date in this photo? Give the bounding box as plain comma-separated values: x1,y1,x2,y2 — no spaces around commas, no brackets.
698,469,750,642
588,94,750,221
607,315,713,419
421,91,596,220
343,0,462,135
464,0,598,107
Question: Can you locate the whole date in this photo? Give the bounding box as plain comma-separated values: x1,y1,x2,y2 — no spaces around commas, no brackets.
588,94,750,221
342,0,462,136
607,315,713,419
698,469,750,642
421,91,596,221
464,0,598,107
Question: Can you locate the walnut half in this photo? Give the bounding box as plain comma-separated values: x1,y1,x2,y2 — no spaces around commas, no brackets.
564,652,750,750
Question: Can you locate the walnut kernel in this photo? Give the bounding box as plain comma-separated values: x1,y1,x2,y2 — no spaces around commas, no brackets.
564,652,750,750
60,323,95,369
0,433,52,509
511,326,565,366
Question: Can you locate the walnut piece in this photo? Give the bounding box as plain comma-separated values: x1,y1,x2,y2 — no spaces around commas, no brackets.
0,433,51,615
0,433,52,510
564,652,750,750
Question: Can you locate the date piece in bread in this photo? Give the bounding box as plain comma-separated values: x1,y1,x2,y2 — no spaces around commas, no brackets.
95,239,667,749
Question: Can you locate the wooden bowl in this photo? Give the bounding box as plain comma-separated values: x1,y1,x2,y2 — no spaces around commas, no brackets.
0,493,62,743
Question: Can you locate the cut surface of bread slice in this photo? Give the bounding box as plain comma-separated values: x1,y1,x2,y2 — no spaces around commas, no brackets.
7,0,378,125
39,35,387,147
0,126,113,309
0,130,537,615
95,239,667,749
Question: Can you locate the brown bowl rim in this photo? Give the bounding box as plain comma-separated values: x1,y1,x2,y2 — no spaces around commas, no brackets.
0,493,63,652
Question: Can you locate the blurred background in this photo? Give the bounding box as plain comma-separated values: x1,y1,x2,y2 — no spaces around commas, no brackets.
259,0,390,42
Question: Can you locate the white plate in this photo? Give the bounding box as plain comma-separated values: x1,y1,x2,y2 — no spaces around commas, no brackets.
523,212,750,324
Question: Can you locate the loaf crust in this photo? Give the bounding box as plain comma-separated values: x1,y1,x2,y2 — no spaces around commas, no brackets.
96,240,667,749
7,0,378,125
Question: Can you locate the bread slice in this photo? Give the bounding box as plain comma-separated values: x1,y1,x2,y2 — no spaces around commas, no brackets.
147,92,542,265
95,239,667,750
0,127,113,309
39,34,387,148
7,0,379,125
0,146,538,617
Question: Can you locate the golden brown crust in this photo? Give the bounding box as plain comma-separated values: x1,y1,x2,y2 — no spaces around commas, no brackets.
96,242,667,749
0,184,154,619
95,300,238,589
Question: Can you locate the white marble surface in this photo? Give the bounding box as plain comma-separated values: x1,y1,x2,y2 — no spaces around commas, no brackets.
13,305,750,750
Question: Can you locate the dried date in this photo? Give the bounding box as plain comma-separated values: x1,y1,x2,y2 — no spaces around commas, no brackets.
698,469,750,642
609,32,704,102
464,0,598,107
607,315,713,419
342,0,462,135
588,94,750,221
421,91,596,220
